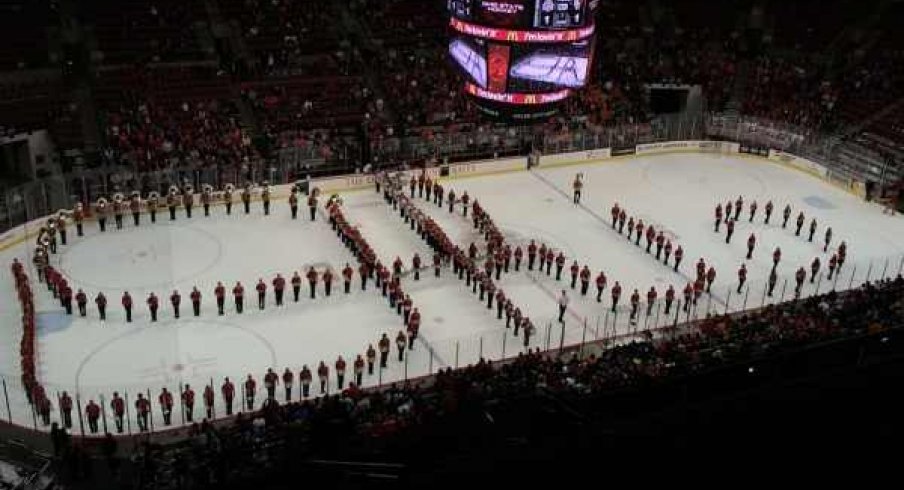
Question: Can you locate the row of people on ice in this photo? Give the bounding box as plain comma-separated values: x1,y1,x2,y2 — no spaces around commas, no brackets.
41,333,416,431
714,197,836,251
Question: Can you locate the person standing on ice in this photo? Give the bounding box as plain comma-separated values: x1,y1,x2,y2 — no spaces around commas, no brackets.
147,292,159,322
182,385,195,423
781,204,791,228
810,257,821,283
618,208,627,234
557,290,569,323
610,281,622,312
663,240,673,266
335,356,347,390
737,264,748,293
794,266,806,298
342,263,354,293
76,289,87,316
261,185,271,215
215,281,226,315
461,191,470,217
282,368,294,401
241,185,252,214
747,233,756,259
448,189,456,213
808,218,818,242
244,374,256,409
135,393,150,432
572,173,583,204
289,190,299,220
203,385,215,419
85,399,100,434
366,344,377,375
317,361,329,394
323,268,334,296
111,392,125,433
828,254,838,280
629,289,640,321
220,377,235,415
764,200,773,224
734,196,743,221
190,287,201,316
308,191,318,221
354,355,365,387
579,265,591,296
264,368,278,399
159,387,174,425
233,281,244,313
291,271,302,301
59,391,73,428
569,260,580,289
256,278,266,310
714,203,723,232
299,365,312,398
379,333,391,368
611,202,620,228
655,231,665,260
748,200,758,222
706,266,716,293
646,287,657,316
795,211,805,237
395,330,407,362
635,219,644,246
555,251,566,281
664,285,675,314
273,273,285,306
767,268,778,297
824,227,833,252
725,218,735,244
170,289,181,319
772,247,782,272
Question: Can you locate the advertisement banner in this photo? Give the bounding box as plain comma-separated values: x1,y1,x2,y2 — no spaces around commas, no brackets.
538,148,611,167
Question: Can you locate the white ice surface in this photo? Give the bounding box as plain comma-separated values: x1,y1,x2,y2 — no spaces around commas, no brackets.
3,152,904,432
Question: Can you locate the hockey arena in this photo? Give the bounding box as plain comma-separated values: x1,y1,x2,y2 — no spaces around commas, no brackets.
3,148,903,433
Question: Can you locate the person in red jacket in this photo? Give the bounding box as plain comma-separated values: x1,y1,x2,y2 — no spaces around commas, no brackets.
664,239,673,265
569,260,580,289
255,279,267,310
306,267,318,299
645,225,655,253
300,365,313,398
159,387,174,425
737,263,748,293
147,292,159,322
282,368,294,401
714,203,723,232
408,308,421,349
811,257,821,283
358,262,373,291
264,368,278,399
527,240,537,270
629,289,640,320
664,285,675,315
289,190,299,219
75,289,88,317
655,231,665,260
291,271,302,301
233,281,244,313
203,385,215,419
170,289,181,319
342,263,353,293
513,245,523,272
60,391,73,428
595,271,607,303
244,374,256,410
412,253,422,280
554,252,565,280
433,253,442,277
317,361,329,394
61,284,73,315
215,282,226,315
646,287,657,316
335,356,347,390
190,287,201,316
682,282,693,312
610,281,622,313
86,399,101,434
706,266,716,293
221,377,235,415
182,385,195,422
273,274,285,306
353,355,365,387
747,233,756,259
323,268,334,296
111,392,125,433
725,218,735,244
135,393,151,432
772,247,782,272
794,266,807,298
673,245,684,272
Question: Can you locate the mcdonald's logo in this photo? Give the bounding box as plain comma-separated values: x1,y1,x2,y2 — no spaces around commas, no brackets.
506,31,519,42
523,94,537,104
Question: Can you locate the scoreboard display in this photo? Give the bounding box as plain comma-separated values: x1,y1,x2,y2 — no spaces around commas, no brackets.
447,0,599,119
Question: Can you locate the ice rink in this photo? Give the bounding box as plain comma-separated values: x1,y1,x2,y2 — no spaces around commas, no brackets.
3,151,904,432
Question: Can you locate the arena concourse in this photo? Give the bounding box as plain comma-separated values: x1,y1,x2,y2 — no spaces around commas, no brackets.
1,0,903,488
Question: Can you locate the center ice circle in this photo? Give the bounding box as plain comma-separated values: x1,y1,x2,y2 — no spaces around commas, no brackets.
59,224,222,291
74,321,276,393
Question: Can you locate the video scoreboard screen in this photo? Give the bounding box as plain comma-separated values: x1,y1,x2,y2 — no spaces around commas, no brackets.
447,0,599,119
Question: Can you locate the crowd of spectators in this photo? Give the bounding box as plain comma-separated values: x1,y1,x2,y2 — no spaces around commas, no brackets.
117,274,904,487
